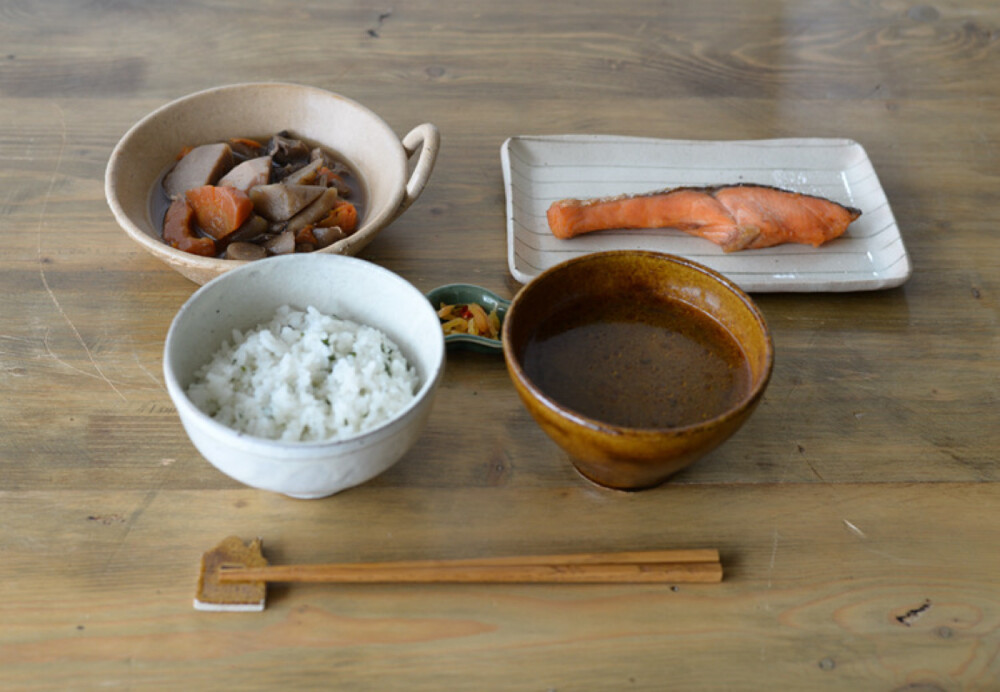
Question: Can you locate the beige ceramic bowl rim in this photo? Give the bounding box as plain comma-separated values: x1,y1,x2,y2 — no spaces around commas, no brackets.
502,249,774,437
104,81,420,278
162,254,445,455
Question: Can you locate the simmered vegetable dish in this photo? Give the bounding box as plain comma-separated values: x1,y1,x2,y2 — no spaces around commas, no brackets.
154,131,362,259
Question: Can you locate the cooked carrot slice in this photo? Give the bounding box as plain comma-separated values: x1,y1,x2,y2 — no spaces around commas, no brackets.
163,198,216,257
229,137,263,150
185,185,254,240
316,200,358,234
294,225,318,246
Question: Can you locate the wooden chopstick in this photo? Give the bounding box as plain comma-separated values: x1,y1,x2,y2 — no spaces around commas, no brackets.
218,549,723,584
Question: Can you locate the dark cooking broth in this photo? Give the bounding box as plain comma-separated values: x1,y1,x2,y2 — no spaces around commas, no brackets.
522,295,752,428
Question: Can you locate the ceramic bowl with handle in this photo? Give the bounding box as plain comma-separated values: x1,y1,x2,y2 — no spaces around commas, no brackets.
105,82,439,285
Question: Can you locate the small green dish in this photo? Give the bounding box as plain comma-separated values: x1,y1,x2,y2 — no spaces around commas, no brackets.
426,283,510,354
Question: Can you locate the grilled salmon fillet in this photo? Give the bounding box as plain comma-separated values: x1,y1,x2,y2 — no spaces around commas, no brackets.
546,184,862,252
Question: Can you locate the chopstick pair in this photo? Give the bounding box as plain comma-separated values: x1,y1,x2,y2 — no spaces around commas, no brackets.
195,536,723,611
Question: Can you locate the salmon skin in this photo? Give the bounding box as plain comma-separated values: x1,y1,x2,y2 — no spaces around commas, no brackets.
546,184,862,252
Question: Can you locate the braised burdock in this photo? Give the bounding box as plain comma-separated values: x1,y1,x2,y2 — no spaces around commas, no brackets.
154,131,363,260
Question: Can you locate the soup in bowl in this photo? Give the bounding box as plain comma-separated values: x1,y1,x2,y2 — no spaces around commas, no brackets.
502,250,773,490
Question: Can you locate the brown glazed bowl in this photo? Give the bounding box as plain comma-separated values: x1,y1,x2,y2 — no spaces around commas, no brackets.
502,250,773,490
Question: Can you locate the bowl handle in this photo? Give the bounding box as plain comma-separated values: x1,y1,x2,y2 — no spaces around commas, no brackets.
395,123,440,219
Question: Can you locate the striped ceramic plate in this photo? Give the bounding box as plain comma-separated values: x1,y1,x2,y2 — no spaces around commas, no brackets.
501,134,910,292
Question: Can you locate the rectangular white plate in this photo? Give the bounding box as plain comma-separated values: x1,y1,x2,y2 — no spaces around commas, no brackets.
501,135,910,292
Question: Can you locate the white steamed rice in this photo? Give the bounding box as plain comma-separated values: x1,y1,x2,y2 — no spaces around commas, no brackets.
186,305,419,442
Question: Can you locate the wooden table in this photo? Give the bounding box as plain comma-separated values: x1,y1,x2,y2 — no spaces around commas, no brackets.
2,1,998,688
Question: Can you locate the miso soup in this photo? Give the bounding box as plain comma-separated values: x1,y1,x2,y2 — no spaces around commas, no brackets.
521,295,751,429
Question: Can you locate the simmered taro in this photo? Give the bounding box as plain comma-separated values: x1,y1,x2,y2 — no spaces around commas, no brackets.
217,156,271,192
153,131,363,259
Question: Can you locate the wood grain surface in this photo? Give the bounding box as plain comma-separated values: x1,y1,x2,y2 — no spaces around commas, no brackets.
1,0,998,689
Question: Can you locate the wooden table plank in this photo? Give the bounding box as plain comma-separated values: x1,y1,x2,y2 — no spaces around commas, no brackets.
1,0,999,688
2,485,998,689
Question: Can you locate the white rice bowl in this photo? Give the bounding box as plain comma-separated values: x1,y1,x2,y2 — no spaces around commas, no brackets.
186,305,419,442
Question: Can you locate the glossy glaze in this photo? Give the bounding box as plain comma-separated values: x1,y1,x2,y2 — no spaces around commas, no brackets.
502,250,773,490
